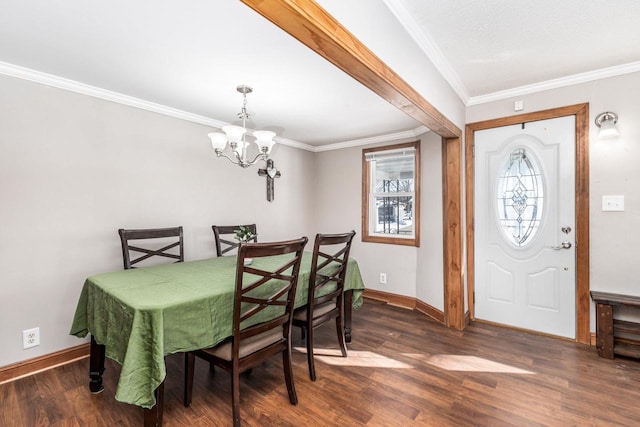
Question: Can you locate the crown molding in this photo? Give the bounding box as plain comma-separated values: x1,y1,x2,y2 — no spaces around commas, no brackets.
272,136,316,152
381,0,469,104
0,61,232,129
0,60,431,153
467,61,640,106
313,126,429,152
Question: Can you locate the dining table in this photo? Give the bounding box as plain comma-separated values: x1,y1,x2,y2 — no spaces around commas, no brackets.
69,252,365,426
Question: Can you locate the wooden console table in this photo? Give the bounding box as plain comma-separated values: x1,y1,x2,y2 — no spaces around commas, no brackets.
590,291,640,359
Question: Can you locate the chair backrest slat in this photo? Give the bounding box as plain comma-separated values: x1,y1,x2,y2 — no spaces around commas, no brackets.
308,231,356,308
118,226,184,269
232,237,307,352
212,224,258,257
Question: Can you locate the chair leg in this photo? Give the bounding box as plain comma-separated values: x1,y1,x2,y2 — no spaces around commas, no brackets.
231,369,241,427
306,322,316,381
184,353,195,407
336,315,348,358
283,346,298,405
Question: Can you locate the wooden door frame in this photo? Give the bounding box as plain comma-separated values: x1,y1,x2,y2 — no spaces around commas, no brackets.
465,104,590,344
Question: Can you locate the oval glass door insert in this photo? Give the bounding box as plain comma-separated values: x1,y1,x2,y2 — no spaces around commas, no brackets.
496,147,544,247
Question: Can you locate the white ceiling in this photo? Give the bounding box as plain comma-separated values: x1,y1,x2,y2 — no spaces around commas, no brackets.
388,0,640,103
1,0,639,148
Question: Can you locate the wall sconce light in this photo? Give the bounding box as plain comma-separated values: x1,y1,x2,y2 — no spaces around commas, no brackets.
595,112,619,138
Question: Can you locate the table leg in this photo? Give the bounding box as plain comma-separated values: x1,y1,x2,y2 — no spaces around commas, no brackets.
344,290,353,343
89,335,105,393
143,381,165,427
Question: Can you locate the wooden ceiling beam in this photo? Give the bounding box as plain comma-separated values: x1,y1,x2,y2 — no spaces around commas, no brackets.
240,0,462,139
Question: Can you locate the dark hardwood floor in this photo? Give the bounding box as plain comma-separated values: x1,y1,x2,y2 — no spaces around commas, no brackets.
3,299,640,426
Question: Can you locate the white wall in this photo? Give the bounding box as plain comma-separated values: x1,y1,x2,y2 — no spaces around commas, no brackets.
313,138,416,298
0,72,448,369
467,71,640,329
0,74,316,367
314,132,444,307
416,131,444,309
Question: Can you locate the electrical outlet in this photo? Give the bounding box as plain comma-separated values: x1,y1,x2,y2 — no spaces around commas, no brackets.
379,273,387,284
23,327,40,349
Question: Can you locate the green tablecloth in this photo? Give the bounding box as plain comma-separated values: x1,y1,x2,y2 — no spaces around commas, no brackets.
69,253,365,408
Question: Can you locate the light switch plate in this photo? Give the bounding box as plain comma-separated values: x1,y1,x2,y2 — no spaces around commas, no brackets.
602,195,624,211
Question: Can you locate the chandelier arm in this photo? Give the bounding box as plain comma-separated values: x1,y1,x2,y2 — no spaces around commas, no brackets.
234,151,254,168
244,152,269,166
214,150,265,168
233,149,245,164
216,151,245,166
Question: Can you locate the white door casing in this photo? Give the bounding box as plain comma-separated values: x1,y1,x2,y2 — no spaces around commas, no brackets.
474,116,576,338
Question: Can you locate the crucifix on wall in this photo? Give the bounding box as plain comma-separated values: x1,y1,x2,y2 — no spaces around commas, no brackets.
258,159,281,202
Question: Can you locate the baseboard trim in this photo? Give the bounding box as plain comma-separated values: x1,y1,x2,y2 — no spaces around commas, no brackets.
363,289,445,324
415,299,445,323
362,290,596,346
0,343,90,385
363,289,416,309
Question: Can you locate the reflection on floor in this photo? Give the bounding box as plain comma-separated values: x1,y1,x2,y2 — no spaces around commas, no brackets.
294,347,413,368
423,354,535,374
295,347,534,374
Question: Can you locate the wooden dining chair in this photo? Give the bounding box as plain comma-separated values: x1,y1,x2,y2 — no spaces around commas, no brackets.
118,226,184,269
212,224,257,257
184,236,308,427
292,230,356,381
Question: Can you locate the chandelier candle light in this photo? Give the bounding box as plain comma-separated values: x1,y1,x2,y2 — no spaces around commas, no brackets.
208,85,276,168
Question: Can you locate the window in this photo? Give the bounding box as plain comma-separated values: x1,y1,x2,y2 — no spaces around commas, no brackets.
362,141,420,246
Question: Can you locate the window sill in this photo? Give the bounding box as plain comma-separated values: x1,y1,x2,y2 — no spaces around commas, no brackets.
362,234,419,247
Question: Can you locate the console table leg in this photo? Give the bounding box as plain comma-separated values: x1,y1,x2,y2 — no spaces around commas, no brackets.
89,335,105,393
596,303,615,359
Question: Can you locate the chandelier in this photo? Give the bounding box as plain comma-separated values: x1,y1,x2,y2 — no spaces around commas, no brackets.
208,85,276,168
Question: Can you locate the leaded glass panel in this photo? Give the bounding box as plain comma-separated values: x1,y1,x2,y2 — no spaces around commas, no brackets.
496,148,544,247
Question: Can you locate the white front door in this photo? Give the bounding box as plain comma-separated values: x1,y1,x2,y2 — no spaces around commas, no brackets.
474,116,576,338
